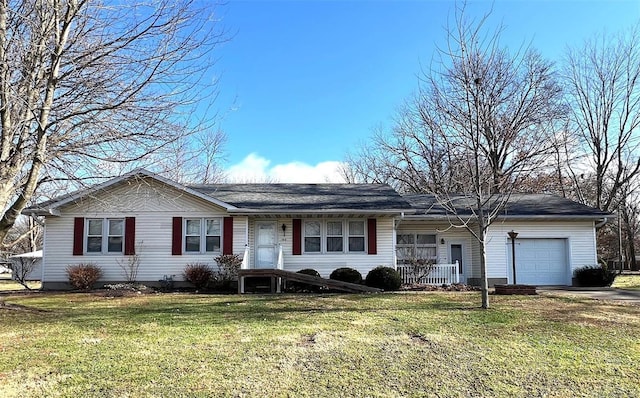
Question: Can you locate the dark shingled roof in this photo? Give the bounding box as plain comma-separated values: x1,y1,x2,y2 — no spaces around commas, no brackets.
403,193,611,218
188,183,412,211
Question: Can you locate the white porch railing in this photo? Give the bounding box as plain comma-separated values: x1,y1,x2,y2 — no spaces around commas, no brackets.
276,244,284,270
398,262,460,285
241,245,250,269
239,245,250,294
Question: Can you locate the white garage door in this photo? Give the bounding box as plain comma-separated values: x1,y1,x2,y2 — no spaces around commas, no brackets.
508,239,568,285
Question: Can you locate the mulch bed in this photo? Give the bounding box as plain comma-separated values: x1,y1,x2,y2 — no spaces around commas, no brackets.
400,283,480,292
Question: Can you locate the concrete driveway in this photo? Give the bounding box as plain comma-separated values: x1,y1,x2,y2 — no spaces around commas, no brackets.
537,286,640,304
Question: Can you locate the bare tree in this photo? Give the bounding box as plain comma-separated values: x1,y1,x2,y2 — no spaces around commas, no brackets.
0,0,226,244
347,6,566,308
564,24,640,213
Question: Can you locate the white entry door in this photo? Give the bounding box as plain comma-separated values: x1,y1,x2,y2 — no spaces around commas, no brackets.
255,222,276,269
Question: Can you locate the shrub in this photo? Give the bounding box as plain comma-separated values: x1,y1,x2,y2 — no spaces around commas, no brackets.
574,264,616,287
66,263,103,290
289,268,322,292
365,266,402,291
214,254,242,282
330,267,362,284
183,263,214,290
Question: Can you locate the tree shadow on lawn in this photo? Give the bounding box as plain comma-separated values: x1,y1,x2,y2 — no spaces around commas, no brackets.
1,291,483,328
6,291,638,333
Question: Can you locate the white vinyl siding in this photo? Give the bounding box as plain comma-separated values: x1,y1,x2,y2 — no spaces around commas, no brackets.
273,217,395,278
41,179,247,285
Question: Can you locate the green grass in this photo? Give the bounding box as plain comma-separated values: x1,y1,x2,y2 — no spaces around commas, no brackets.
1,291,639,398
612,274,640,290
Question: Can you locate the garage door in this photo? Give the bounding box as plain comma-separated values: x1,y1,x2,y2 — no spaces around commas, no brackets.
507,239,568,285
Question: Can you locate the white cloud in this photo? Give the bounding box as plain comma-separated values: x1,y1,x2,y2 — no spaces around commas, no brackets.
225,153,346,183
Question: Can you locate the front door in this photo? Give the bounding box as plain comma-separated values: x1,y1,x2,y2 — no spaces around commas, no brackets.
450,243,464,283
255,222,276,269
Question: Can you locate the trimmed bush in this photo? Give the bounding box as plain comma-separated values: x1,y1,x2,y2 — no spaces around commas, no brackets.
183,263,214,290
365,266,402,291
66,263,103,290
330,267,362,284
289,268,322,292
574,264,616,287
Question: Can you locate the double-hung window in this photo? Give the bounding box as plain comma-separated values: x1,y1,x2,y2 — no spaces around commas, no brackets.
397,233,437,264
86,218,124,254
303,220,366,254
348,221,366,252
304,221,321,253
185,218,221,253
326,221,344,252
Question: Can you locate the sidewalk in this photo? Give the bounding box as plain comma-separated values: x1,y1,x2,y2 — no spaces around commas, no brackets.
537,286,640,304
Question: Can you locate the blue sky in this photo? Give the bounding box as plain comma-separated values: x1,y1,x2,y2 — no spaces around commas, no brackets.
213,0,640,182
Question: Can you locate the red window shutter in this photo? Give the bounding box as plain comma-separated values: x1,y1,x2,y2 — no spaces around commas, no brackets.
124,217,136,255
223,217,233,255
367,218,377,255
172,217,182,255
292,219,302,255
73,217,84,255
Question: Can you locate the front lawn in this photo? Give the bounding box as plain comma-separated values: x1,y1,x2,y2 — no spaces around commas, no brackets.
1,291,639,397
612,274,640,290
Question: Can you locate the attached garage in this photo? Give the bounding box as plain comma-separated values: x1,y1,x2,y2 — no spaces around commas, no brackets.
508,238,569,286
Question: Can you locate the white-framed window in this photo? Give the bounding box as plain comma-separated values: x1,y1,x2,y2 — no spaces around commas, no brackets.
303,219,367,254
86,218,124,254
348,221,366,252
304,220,321,253
326,221,343,252
396,233,437,264
185,218,221,253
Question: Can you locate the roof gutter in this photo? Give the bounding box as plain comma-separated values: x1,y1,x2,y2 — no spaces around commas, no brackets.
228,208,414,216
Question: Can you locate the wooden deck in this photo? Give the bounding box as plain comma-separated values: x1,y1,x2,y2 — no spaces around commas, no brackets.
238,269,382,294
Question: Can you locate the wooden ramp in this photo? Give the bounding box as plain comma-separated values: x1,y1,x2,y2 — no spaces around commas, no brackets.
238,269,382,294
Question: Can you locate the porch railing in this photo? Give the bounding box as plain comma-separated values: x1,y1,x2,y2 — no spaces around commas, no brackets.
398,262,459,285
276,244,284,270
241,245,250,269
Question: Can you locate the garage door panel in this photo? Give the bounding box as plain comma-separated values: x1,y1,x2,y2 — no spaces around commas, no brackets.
509,238,567,285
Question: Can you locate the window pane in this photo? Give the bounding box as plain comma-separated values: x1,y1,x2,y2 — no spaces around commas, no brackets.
185,236,200,252
327,221,342,236
87,237,102,252
349,237,365,252
304,237,321,252
416,247,437,259
304,221,320,236
327,237,343,252
206,236,221,252
88,219,103,235
396,246,415,261
186,219,201,235
109,219,123,235
417,234,436,244
397,234,414,245
206,219,220,235
349,221,365,235
108,237,123,252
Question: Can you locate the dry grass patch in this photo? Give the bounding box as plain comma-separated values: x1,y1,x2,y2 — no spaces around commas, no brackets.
1,291,639,397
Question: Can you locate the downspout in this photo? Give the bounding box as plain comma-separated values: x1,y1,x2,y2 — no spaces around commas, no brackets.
594,217,608,229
